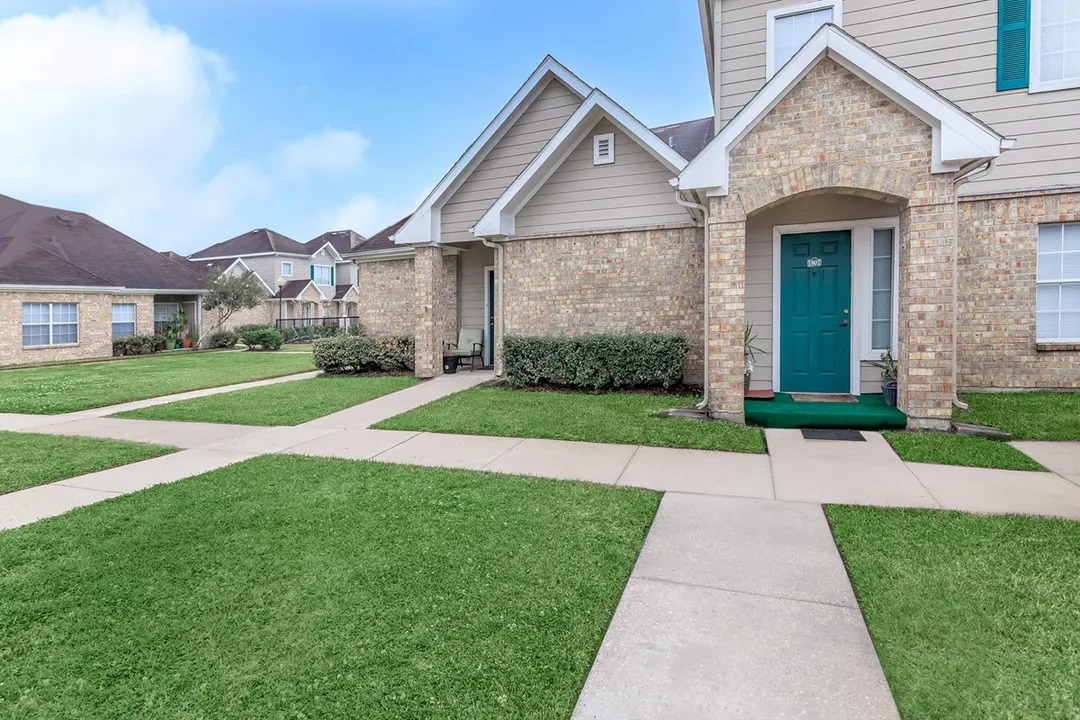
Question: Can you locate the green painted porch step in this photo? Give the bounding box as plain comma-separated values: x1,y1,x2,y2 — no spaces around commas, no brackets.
745,393,907,430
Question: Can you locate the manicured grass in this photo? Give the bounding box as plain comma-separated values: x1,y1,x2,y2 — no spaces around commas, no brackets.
0,431,174,495
374,386,767,454
955,391,1080,440
828,506,1080,720
0,455,659,719
883,431,1047,471
115,376,418,426
280,344,315,353
0,352,314,415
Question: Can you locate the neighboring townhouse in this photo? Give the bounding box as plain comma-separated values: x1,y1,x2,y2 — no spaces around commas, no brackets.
345,0,1079,430
0,193,207,366
186,228,364,331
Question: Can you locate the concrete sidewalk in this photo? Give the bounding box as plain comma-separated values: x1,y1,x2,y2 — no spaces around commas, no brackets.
572,494,900,720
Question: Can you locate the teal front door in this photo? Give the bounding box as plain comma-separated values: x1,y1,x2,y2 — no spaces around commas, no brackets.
779,231,852,393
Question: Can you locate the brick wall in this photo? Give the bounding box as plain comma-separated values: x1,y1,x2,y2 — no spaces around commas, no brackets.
357,258,415,336
502,226,705,382
413,248,458,378
958,190,1080,389
0,292,154,366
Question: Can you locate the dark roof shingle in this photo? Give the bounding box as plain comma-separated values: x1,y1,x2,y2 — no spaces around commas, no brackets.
307,230,366,255
347,216,412,255
0,194,206,291
650,117,715,161
190,228,308,259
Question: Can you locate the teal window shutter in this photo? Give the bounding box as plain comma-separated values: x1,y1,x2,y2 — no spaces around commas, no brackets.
331,267,335,286
310,265,315,282
998,0,1030,91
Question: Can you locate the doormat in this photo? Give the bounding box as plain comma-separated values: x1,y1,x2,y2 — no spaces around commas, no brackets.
791,394,858,404
801,428,866,442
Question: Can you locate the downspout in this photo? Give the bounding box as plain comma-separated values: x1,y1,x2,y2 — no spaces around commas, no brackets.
675,189,711,410
480,236,504,376
950,158,996,410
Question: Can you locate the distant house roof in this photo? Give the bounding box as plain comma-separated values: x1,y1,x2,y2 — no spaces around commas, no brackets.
347,216,412,255
651,117,715,161
0,194,206,291
307,230,366,255
334,284,358,300
190,228,309,259
273,279,320,300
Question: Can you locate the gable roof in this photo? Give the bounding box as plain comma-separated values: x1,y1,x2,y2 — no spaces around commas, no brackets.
273,279,325,300
307,230,365,255
651,117,715,161
343,216,413,257
334,284,359,300
190,228,309,260
0,194,206,291
678,24,1013,194
394,56,592,246
473,89,691,239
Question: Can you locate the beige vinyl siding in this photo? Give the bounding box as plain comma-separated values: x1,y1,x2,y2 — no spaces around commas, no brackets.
861,361,885,395
240,256,283,291
456,242,495,343
440,79,582,244
717,0,1080,194
514,119,691,236
335,262,356,287
744,194,900,391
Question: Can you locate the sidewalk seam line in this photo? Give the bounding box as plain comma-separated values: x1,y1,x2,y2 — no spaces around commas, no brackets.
480,438,527,471
633,574,859,611
614,446,642,486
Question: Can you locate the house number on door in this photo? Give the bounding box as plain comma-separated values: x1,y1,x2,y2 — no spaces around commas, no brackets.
807,257,823,268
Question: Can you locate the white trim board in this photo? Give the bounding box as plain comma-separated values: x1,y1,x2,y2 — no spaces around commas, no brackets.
472,89,691,238
770,217,900,395
678,24,1012,195
394,56,592,246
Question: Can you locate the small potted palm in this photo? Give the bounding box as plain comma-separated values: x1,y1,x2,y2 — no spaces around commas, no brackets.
744,323,764,396
869,349,899,407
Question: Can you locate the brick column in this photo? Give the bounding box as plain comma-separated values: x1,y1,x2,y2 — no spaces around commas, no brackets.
414,245,444,378
898,184,957,429
707,197,747,424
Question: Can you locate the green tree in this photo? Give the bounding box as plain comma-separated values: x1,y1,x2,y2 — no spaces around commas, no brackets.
202,267,270,341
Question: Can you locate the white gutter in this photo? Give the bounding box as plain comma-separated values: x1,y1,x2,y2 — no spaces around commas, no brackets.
675,189,711,410
480,236,505,376
949,158,997,411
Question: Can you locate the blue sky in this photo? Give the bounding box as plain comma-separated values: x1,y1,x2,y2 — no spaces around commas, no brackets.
0,0,711,252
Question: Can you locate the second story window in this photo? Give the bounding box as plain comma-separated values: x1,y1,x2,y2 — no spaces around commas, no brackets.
1033,0,1080,91
281,261,293,277
312,265,333,286
767,0,841,79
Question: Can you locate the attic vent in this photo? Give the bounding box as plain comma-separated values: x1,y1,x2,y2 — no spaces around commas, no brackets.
667,136,677,148
593,133,615,165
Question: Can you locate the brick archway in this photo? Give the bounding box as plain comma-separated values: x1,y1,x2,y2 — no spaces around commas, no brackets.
738,162,918,218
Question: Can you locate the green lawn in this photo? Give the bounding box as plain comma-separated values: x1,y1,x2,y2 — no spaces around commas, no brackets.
374,386,767,454
828,506,1080,720
955,392,1080,440
0,431,174,495
116,376,418,426
280,344,315,353
0,455,658,719
883,431,1047,471
0,352,314,415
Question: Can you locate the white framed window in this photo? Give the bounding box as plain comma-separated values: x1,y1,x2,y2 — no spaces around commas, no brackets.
154,302,179,335
281,261,294,277
1031,0,1080,92
870,229,895,351
766,0,842,79
593,133,615,165
1037,222,1080,341
112,303,137,339
312,265,333,286
22,302,79,348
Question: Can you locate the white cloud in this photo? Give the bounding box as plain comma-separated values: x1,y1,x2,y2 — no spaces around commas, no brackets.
0,1,388,253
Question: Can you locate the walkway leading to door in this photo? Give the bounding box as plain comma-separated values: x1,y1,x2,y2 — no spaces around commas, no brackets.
572,493,900,720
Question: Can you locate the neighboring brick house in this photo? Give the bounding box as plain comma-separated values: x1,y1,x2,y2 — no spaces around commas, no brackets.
0,194,207,367
185,228,363,332
342,1,1079,430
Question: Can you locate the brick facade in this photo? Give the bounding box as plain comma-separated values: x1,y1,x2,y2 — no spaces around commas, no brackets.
958,190,1080,389
357,258,415,336
500,226,705,381
413,247,458,378
717,58,957,427
0,291,154,366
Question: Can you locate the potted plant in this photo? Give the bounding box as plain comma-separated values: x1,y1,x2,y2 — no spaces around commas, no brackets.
744,323,765,395
164,308,187,350
869,349,899,407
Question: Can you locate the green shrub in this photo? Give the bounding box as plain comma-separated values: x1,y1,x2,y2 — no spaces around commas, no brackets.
282,324,347,343
503,333,690,390
313,336,415,374
209,331,239,349
235,324,273,335
112,334,168,357
241,327,284,351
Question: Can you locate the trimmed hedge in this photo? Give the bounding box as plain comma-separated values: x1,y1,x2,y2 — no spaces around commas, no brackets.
209,331,239,349
313,336,415,374
281,324,356,343
235,324,272,335
503,333,690,390
112,334,168,357
241,328,284,351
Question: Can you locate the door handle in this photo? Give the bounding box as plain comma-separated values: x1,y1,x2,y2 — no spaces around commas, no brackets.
840,321,850,327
